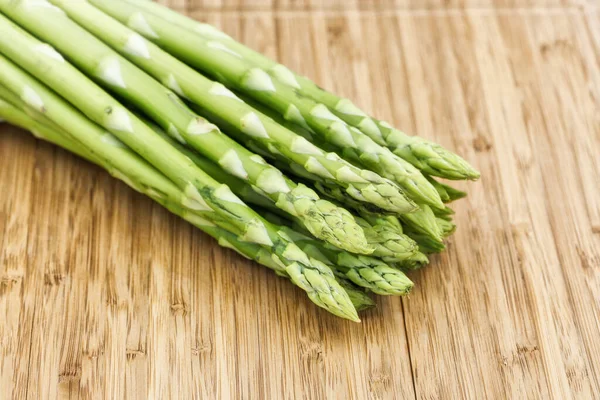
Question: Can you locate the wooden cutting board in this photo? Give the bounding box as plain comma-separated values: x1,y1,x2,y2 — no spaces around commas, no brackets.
1,1,599,398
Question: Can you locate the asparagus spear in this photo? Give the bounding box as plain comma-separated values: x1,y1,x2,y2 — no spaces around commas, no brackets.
246,189,417,264
117,0,480,181
89,0,443,209
148,119,439,265
305,179,441,247
426,175,450,202
0,86,364,320
399,204,444,243
232,93,447,210
404,233,446,254
0,95,373,312
292,235,414,296
437,218,457,238
0,14,256,243
11,0,371,255
0,35,358,323
354,217,418,263
50,0,417,216
261,212,414,295
336,280,376,312
394,252,430,271
431,205,455,218
441,182,468,202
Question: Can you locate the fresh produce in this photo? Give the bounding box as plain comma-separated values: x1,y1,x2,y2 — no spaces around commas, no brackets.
77,0,418,216
91,0,448,210
0,0,479,321
0,0,373,256
0,40,358,322
99,0,480,182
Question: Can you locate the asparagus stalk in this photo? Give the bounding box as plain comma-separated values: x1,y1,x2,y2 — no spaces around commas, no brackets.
250,191,418,264
441,182,468,202
405,233,446,254
0,87,365,320
232,93,446,209
394,252,430,271
437,218,457,238
117,0,480,181
399,204,444,243
0,14,257,243
89,0,444,209
52,0,418,216
354,217,418,263
12,0,370,255
305,178,441,247
0,36,358,323
0,96,373,312
261,213,414,295
431,205,455,220
426,175,450,202
336,280,376,312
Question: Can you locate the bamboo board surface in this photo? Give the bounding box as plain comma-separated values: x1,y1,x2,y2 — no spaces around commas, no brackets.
1,1,600,399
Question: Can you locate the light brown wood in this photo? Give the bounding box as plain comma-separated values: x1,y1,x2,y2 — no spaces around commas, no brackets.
1,1,599,399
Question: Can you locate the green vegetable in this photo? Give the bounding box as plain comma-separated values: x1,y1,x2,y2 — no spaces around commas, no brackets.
0,0,482,321
99,0,441,205
79,0,419,216
259,218,413,296
399,204,443,243
1,93,377,314
115,0,480,181
3,0,368,256
394,252,430,271
0,37,358,322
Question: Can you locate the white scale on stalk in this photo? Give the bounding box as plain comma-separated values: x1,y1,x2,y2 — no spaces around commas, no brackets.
219,149,248,180
127,12,159,39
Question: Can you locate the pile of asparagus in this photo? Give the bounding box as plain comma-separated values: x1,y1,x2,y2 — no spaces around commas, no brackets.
0,0,479,321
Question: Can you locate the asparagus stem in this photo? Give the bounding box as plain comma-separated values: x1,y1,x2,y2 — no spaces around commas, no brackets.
0,27,358,322
0,87,365,320
0,13,258,242
399,204,444,243
354,217,418,262
233,93,444,208
336,280,376,312
431,205,455,219
394,252,430,271
437,218,457,238
259,216,413,296
117,0,480,181
60,0,419,216
0,94,373,312
14,0,369,255
440,182,468,202
405,233,446,254
301,175,441,250
425,175,450,202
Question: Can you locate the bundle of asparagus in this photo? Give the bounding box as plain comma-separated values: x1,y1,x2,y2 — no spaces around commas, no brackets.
0,0,479,321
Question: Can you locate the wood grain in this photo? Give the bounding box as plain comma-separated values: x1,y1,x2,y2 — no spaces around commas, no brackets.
1,1,600,399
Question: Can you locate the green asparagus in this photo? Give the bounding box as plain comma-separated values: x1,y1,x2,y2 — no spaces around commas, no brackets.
399,204,443,243
54,0,418,216
0,26,359,322
260,214,414,296
9,0,370,255
117,0,480,181
437,218,457,238
426,175,450,202
90,0,444,209
0,93,380,313
394,252,430,271
441,182,468,202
